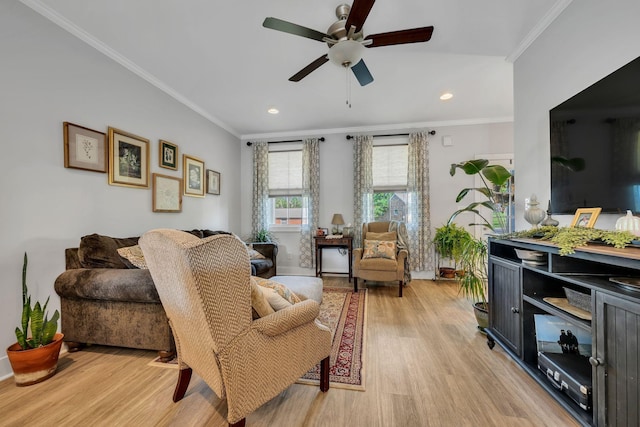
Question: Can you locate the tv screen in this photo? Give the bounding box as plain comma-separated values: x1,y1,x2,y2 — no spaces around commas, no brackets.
550,55,640,214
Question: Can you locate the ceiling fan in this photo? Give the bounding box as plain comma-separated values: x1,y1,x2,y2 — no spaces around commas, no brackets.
263,0,434,86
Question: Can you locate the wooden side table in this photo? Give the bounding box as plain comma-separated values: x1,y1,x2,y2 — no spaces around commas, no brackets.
314,236,353,282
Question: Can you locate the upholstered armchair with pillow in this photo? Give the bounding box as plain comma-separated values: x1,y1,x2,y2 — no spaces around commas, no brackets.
139,229,331,427
353,221,408,297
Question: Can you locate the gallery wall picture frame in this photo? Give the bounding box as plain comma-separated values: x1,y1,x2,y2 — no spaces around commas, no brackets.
570,207,602,228
108,127,150,188
206,169,221,195
183,154,205,197
152,173,182,212
63,122,107,172
159,140,178,170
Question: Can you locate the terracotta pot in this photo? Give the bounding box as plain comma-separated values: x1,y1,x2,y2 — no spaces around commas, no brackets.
439,267,456,278
6,333,64,386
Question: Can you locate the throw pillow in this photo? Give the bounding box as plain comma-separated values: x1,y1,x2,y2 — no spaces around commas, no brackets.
117,245,148,269
250,277,276,318
252,276,301,304
262,287,293,311
365,231,397,241
78,233,140,269
362,240,397,260
247,245,266,260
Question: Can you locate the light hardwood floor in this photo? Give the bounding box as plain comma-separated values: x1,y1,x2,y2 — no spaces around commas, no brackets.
0,278,579,426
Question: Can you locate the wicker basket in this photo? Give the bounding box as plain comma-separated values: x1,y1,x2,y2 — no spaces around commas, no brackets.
563,287,591,312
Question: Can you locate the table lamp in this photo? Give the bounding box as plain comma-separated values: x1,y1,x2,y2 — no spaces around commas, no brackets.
331,213,345,234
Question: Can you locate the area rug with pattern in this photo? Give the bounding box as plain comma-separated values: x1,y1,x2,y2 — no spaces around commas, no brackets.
149,286,367,391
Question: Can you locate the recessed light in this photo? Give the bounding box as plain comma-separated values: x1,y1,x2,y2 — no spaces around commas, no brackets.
440,92,453,101
267,107,279,114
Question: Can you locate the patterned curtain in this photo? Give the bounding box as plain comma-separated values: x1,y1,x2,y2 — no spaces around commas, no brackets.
299,138,320,267
407,131,433,272
251,141,270,239
352,135,374,248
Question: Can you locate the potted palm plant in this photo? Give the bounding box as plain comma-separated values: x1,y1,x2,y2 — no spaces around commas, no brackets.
447,159,512,330
6,253,64,386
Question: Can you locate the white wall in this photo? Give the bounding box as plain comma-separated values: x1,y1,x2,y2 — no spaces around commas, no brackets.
514,0,640,230
0,3,240,379
240,123,513,277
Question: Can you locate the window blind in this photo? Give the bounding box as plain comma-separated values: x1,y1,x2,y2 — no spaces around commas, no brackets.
373,144,408,190
268,150,302,196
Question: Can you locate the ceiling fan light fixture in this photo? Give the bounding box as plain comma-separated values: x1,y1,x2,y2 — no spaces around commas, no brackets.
328,39,365,67
440,92,453,101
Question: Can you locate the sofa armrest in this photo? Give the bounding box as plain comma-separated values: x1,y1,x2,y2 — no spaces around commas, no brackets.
251,299,320,337
249,242,278,277
54,268,160,303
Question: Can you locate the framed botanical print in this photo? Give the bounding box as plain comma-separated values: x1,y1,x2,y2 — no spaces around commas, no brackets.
63,122,107,172
152,173,182,212
571,207,602,228
159,140,178,170
206,169,221,195
108,127,150,188
183,154,205,197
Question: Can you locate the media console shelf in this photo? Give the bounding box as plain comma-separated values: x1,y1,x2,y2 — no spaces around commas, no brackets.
487,237,640,426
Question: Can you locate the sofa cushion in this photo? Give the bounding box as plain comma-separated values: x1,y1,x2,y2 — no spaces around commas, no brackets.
78,234,139,269
54,268,159,303
252,276,301,305
250,277,276,319
364,231,397,241
359,257,398,271
250,259,273,276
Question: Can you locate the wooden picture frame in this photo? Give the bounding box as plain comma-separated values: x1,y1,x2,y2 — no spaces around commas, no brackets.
159,140,178,170
183,154,205,197
571,207,602,228
108,127,150,188
152,173,182,212
63,122,107,172
206,169,221,195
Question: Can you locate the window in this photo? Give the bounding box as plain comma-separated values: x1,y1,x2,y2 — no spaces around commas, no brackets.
372,143,408,222
268,149,307,226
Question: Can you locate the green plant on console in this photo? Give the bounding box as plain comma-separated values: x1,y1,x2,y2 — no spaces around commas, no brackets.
505,226,637,256
15,252,59,350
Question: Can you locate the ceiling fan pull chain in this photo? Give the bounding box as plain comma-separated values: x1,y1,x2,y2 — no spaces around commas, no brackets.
346,65,352,108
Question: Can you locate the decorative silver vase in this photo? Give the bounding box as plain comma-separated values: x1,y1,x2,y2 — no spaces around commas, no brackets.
540,200,559,227
524,194,546,228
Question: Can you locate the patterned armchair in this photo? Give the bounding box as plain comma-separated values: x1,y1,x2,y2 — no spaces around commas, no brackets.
353,221,408,297
139,229,331,426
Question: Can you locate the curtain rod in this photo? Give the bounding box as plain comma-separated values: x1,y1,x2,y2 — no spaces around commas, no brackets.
246,137,325,147
345,131,435,140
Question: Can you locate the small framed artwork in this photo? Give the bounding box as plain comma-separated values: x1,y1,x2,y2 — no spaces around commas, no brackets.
63,122,107,172
183,154,205,197
108,127,150,188
159,140,178,170
152,173,182,212
571,207,602,228
206,169,221,195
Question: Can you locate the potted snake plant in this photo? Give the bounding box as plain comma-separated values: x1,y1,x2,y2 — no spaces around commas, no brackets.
6,252,64,386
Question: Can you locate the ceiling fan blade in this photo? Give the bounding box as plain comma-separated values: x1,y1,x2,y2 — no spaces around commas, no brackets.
345,0,375,34
351,59,374,86
289,55,330,82
365,26,434,47
263,17,328,42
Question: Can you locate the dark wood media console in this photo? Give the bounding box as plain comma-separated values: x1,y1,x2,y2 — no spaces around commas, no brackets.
487,237,640,426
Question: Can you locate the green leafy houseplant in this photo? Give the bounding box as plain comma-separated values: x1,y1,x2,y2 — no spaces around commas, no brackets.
433,223,473,266
250,229,278,243
15,252,59,350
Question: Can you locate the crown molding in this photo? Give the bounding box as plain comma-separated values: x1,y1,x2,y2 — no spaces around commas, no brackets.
506,0,573,63
20,0,240,137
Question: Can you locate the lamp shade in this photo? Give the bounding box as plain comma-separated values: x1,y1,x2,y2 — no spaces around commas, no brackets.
331,213,345,225
328,40,365,67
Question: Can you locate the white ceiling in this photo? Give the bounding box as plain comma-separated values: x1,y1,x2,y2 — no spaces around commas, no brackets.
24,0,571,138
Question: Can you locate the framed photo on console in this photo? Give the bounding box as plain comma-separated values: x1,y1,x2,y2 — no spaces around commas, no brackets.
108,127,150,188
571,207,602,228
63,122,107,172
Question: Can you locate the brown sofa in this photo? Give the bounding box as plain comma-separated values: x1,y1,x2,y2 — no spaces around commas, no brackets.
54,230,277,358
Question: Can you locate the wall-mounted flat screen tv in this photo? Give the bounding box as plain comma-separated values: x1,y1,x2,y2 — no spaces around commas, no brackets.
550,55,640,214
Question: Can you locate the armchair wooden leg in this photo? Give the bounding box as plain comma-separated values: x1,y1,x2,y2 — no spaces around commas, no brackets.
320,356,330,392
229,419,245,427
353,277,358,293
172,368,193,402
399,280,403,297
